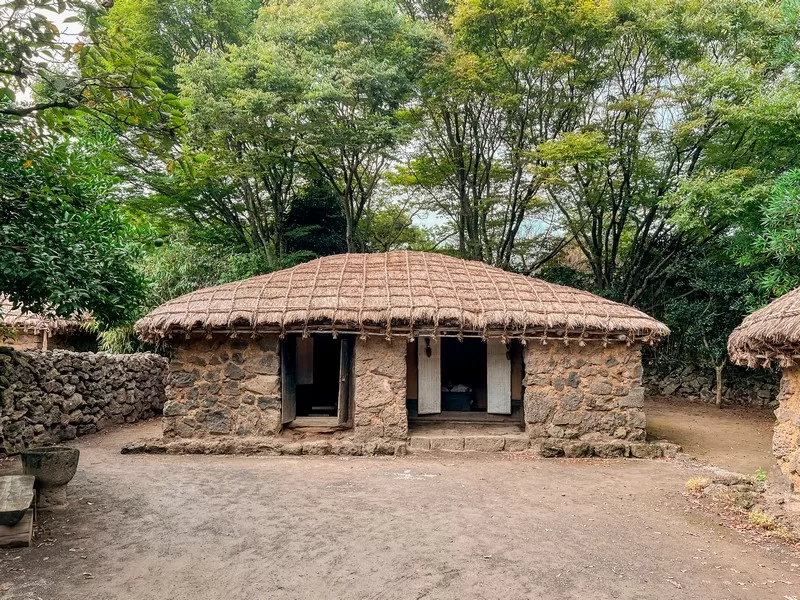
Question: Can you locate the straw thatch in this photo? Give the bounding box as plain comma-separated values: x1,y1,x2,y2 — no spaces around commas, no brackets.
728,287,800,368
0,297,92,336
134,251,670,343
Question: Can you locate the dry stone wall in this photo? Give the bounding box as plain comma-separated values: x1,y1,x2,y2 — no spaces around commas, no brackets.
353,338,407,442
644,364,778,408
0,347,166,454
524,342,646,441
163,336,282,439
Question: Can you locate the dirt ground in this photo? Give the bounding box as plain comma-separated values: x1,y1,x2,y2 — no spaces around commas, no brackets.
2,419,799,600
646,397,776,475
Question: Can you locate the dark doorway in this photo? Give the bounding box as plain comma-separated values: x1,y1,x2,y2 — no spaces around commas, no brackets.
440,337,488,411
296,336,342,417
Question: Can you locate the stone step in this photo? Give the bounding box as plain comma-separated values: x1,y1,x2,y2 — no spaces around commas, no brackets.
408,435,680,458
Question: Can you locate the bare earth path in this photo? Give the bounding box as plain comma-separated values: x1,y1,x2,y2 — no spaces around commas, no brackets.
646,397,775,475
1,420,799,600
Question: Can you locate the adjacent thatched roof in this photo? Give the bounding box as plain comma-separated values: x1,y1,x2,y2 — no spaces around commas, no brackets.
0,297,92,336
728,287,800,368
135,251,669,343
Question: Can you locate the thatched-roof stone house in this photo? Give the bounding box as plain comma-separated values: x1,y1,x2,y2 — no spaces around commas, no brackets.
1,297,95,351
729,287,800,487
136,251,669,449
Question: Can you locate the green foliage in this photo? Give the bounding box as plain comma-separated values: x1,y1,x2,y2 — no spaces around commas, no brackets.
4,0,800,369
644,251,754,369
247,0,441,251
733,170,800,302
402,0,800,297
285,179,347,257
103,0,259,94
0,0,183,149
0,131,144,324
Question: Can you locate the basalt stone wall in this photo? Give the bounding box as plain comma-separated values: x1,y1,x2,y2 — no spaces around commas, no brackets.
0,347,167,454
772,368,800,490
644,363,779,408
163,336,282,439
353,337,407,442
524,343,646,441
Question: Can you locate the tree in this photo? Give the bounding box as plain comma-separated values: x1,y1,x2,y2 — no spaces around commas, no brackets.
103,0,259,94
642,249,754,407
0,131,144,324
732,169,800,302
399,0,613,267
285,179,347,257
0,0,180,321
174,37,306,263
250,0,440,251
1,0,182,144
400,0,800,300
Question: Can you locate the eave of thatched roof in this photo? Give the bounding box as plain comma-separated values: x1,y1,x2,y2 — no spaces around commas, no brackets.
134,251,670,344
728,287,800,369
0,297,93,336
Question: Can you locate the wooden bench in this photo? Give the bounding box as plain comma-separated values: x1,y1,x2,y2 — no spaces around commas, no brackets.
0,475,35,548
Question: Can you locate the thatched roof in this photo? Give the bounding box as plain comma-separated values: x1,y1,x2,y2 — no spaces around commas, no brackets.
728,287,800,368
0,297,92,336
135,251,669,344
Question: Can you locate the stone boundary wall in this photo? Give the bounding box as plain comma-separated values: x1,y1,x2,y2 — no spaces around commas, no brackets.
0,347,167,454
644,364,779,408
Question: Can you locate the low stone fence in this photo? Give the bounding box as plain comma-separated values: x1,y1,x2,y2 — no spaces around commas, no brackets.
644,363,779,408
0,347,167,454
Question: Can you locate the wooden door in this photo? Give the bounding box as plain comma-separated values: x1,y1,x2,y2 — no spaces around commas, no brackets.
281,336,297,424
487,339,511,414
417,337,441,414
337,337,354,424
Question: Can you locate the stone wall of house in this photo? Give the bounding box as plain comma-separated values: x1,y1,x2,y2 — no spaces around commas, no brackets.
163,336,282,438
353,337,407,442
772,367,800,490
0,347,167,454
524,342,646,441
644,363,779,408
3,332,44,351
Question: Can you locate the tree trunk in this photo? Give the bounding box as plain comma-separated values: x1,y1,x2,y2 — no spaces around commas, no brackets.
715,361,725,409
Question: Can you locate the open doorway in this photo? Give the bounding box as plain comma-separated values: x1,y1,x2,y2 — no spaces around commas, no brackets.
440,337,487,411
280,334,354,426
406,337,524,422
296,336,341,416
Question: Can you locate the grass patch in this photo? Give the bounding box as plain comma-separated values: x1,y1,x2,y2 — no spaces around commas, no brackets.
685,477,712,493
748,510,797,541
748,509,775,530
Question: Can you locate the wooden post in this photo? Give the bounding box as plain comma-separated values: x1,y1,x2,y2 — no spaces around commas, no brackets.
281,336,297,424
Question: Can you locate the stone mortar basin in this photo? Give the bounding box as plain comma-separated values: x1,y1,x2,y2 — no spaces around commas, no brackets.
20,447,80,489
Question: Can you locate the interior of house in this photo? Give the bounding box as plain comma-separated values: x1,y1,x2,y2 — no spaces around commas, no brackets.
294,336,343,417
406,337,524,422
